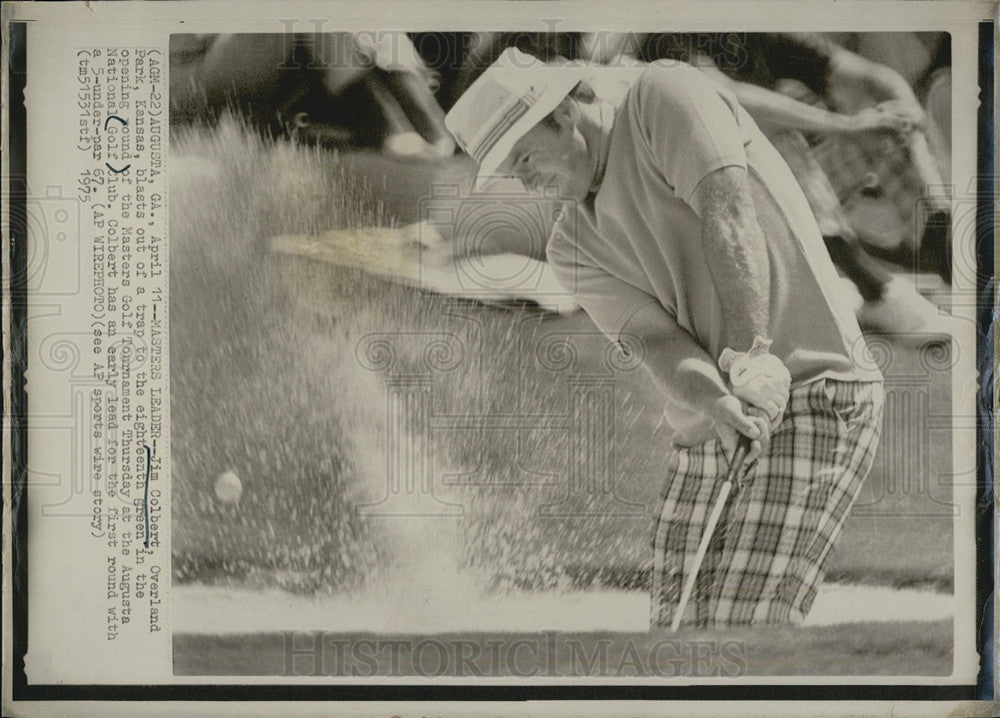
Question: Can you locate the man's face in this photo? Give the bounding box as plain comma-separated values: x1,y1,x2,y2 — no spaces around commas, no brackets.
498,100,593,201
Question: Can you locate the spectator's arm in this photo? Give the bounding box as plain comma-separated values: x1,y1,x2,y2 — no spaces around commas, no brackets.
692,56,857,133
827,42,921,106
780,32,924,123
693,51,919,135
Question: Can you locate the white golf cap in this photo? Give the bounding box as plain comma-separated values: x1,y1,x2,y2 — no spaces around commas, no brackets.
445,48,587,185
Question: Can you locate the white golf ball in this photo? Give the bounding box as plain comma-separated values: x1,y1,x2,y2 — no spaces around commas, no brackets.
214,471,243,503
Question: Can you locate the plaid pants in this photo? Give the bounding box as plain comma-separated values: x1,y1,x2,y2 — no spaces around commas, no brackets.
651,378,884,628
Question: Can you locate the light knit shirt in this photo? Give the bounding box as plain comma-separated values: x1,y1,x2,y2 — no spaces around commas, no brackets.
546,64,882,444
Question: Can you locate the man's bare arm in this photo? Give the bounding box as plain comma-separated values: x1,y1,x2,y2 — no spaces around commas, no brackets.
690,166,771,351
622,303,730,415
622,302,770,460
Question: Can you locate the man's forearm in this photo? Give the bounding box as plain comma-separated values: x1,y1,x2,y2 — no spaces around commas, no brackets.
695,167,771,350
623,306,732,418
643,342,733,417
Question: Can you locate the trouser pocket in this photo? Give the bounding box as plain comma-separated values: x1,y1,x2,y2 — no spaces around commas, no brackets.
819,378,884,435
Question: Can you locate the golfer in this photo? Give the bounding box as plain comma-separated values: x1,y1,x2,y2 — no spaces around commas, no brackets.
445,49,885,627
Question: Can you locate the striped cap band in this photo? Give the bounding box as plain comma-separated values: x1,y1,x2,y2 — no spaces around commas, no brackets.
470,90,538,165
444,48,589,182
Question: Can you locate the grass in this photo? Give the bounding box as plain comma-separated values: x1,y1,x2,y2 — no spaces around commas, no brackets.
170,115,955,597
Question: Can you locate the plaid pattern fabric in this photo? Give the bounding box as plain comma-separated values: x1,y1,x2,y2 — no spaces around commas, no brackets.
651,378,885,628
763,80,946,249
811,130,929,233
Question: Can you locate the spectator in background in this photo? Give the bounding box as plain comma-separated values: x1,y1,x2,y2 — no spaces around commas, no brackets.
448,31,957,344
170,32,454,160
632,32,956,343
171,31,957,343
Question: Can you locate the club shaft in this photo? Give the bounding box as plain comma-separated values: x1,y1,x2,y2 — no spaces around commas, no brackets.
669,435,751,631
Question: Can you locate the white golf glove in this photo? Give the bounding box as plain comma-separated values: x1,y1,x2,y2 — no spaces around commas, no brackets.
718,336,791,424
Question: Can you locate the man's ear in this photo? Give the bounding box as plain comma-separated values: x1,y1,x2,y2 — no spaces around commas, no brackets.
550,96,579,130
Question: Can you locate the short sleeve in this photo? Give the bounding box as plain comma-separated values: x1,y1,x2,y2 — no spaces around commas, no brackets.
634,65,750,204
546,237,660,342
